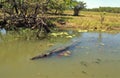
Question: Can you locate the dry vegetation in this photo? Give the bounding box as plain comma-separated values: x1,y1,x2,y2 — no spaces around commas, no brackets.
56,10,120,32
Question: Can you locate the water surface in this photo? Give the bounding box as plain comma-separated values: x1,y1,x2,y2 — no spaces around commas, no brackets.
0,32,120,78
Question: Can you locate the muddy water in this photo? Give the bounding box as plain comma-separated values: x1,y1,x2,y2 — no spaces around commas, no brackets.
0,32,120,78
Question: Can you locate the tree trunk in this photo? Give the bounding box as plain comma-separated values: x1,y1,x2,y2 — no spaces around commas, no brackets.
73,7,79,16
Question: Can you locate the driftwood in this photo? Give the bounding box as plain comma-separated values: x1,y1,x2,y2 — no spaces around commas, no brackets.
30,41,80,60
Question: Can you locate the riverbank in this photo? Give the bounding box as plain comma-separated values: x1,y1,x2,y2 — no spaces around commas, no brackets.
55,11,120,32
0,10,120,41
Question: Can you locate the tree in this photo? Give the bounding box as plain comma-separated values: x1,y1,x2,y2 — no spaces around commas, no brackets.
0,0,52,38
46,0,77,14
73,1,86,16
47,0,66,14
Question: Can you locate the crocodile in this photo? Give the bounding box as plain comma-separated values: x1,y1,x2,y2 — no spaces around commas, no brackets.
31,41,81,60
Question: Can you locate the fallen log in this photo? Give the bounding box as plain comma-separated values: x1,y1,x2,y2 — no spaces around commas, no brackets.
30,41,80,60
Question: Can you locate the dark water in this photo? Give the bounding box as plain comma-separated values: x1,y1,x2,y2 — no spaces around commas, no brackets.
0,32,120,78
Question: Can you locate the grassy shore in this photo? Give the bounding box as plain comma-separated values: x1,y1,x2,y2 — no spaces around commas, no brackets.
55,10,120,32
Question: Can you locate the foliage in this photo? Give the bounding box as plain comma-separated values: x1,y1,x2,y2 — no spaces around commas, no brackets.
84,7,120,13
47,0,79,14
0,0,53,39
47,0,66,14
